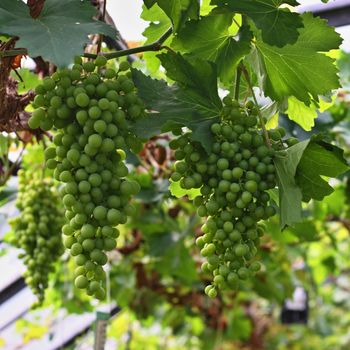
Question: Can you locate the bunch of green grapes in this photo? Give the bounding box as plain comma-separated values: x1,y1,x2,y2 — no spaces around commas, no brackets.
170,97,283,298
28,57,142,299
9,169,64,304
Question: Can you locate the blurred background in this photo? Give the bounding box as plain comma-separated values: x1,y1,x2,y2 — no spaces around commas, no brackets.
1,0,350,349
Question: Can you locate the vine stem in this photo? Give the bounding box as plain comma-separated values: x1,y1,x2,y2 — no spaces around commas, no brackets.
1,25,173,62
0,49,28,58
241,64,271,147
84,27,173,60
234,64,242,100
0,143,26,186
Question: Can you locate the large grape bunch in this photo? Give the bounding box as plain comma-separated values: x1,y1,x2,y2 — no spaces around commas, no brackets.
170,97,283,298
29,57,142,299
9,169,64,304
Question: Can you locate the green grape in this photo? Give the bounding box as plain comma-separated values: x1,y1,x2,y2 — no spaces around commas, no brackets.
95,55,107,67
75,93,90,107
83,61,95,72
9,169,64,304
75,275,89,289
119,61,130,71
169,98,280,297
30,62,144,299
43,77,56,91
28,115,41,129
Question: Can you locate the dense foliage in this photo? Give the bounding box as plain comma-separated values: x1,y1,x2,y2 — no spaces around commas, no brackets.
1,0,350,349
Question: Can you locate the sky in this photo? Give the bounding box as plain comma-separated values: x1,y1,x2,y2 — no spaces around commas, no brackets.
107,0,350,50
106,0,146,42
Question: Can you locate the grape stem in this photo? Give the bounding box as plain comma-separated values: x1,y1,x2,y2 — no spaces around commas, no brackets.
241,64,271,147
83,27,173,60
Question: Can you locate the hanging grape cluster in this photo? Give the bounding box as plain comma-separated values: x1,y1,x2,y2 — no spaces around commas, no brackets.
9,169,64,304
29,57,142,299
170,97,282,297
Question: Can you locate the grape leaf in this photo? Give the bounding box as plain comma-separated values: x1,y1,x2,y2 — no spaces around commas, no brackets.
295,141,349,201
146,230,198,283
172,12,252,83
0,134,8,157
255,13,342,104
274,140,309,228
284,220,319,242
0,0,116,67
158,51,221,106
131,53,221,152
226,307,252,340
141,4,172,74
11,68,40,94
143,0,157,8
155,236,198,283
131,70,220,152
286,96,317,131
157,0,199,32
323,187,346,217
212,0,302,47
0,186,17,207
142,6,170,41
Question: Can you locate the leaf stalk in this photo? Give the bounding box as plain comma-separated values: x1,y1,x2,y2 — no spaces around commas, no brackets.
241,63,271,147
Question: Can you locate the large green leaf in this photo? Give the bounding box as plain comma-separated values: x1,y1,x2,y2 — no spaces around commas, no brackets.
158,52,221,106
146,231,198,284
172,12,252,83
274,140,309,228
157,0,199,32
212,0,302,47
255,13,342,104
0,0,116,67
158,240,198,283
296,141,349,201
131,53,221,152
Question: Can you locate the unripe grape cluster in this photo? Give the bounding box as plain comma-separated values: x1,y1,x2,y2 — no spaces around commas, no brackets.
170,97,279,298
9,169,64,304
29,57,142,299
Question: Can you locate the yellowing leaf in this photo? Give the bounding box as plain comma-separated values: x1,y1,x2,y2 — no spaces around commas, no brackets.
169,180,201,200
23,325,48,343
286,96,317,131
318,95,335,112
266,113,279,130
108,310,132,338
